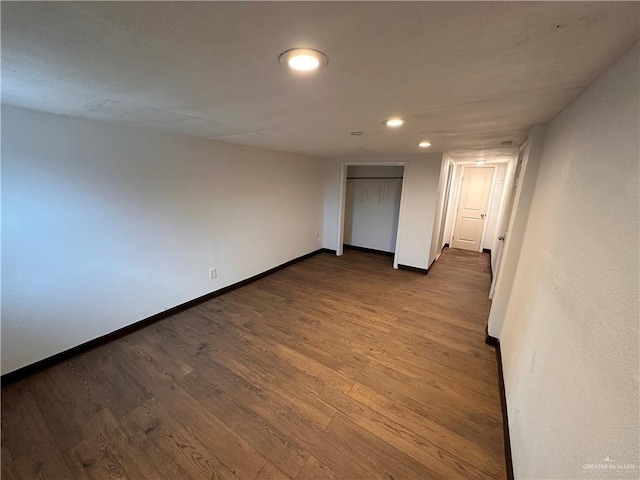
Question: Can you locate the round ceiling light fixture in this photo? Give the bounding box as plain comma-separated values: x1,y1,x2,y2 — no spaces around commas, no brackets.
385,118,405,127
418,141,432,148
279,48,328,72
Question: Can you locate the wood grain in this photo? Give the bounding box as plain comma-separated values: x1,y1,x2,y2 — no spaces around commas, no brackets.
1,247,506,479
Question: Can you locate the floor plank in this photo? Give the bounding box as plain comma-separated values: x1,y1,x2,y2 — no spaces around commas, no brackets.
1,247,506,479
2,385,74,479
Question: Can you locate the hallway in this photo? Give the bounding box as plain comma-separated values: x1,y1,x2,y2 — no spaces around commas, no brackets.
2,248,506,479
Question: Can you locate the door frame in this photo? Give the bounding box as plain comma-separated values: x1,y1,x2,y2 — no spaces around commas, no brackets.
336,161,408,269
448,164,498,252
489,142,528,297
432,156,455,262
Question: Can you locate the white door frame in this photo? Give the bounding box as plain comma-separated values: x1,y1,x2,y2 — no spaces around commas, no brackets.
489,141,528,297
448,164,497,252
429,156,455,263
336,161,408,269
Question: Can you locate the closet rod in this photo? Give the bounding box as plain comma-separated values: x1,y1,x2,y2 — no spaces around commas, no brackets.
346,176,403,180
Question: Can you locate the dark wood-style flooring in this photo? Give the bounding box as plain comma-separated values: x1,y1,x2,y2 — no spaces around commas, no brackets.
1,248,506,479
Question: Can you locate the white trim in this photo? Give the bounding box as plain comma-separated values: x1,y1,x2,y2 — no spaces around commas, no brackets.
430,156,455,263
393,173,408,269
489,161,515,297
336,161,408,269
335,163,348,256
489,149,522,298
490,139,531,297
486,124,545,339
447,164,463,245
440,157,455,248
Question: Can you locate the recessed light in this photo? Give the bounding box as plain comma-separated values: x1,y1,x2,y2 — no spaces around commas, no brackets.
418,141,432,148
279,48,328,72
385,118,405,128
350,131,364,136
475,160,486,165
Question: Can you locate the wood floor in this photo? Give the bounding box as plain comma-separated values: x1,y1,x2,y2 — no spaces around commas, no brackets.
1,248,506,480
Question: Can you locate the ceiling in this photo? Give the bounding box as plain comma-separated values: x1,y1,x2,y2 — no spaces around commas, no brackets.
2,2,638,158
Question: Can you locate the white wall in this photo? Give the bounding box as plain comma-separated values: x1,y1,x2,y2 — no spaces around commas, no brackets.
1,105,325,375
344,166,403,252
323,154,442,269
498,44,639,478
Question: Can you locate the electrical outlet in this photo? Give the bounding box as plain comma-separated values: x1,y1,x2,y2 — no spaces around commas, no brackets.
209,268,217,279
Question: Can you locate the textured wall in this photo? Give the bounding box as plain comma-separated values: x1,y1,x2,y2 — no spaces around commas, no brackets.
501,44,639,478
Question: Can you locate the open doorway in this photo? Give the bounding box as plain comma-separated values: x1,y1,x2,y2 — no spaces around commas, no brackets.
431,153,518,273
450,165,497,251
336,162,407,268
435,160,454,260
344,165,404,257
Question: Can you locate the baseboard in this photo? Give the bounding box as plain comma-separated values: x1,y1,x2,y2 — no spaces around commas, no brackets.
485,332,499,346
482,248,491,254
343,244,394,257
398,264,429,274
486,336,514,480
321,248,337,254
1,248,328,387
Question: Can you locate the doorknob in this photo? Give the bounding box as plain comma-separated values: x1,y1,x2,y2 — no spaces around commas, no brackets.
498,235,505,241
480,214,486,219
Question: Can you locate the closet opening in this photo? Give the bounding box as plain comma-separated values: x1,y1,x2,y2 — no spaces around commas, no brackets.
336,163,407,268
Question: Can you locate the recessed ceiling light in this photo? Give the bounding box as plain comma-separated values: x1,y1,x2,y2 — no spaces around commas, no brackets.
475,160,486,165
350,131,364,136
279,48,328,72
418,141,432,148
385,118,405,128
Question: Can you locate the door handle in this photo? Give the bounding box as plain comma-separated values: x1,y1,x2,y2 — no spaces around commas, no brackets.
480,214,486,219
498,235,505,241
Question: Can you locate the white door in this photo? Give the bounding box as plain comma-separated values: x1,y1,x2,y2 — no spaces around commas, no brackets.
451,166,494,251
489,146,525,298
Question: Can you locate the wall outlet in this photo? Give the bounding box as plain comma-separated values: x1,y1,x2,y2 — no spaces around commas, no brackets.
209,268,217,279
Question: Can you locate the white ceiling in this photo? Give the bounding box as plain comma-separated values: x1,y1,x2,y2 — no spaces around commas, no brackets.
2,2,638,158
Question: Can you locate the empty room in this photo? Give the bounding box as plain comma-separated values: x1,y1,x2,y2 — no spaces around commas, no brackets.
1,2,638,479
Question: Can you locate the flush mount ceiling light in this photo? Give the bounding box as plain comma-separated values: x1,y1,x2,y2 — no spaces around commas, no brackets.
385,118,405,127
279,48,328,72
418,141,432,148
